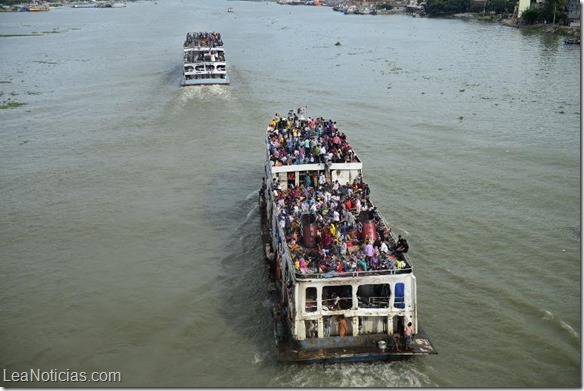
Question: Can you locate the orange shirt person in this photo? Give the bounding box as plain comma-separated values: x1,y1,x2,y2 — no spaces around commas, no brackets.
338,316,348,337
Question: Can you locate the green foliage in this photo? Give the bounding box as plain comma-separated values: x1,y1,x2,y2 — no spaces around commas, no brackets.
1,0,30,4
521,7,544,23
542,0,567,22
425,0,473,15
485,0,515,13
0,101,25,109
521,0,568,23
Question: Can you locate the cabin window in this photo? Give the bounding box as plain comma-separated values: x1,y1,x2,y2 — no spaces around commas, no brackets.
305,319,318,339
359,316,387,334
322,285,353,311
325,315,353,337
357,284,390,308
305,287,317,313
394,282,405,309
323,316,333,337
278,172,288,187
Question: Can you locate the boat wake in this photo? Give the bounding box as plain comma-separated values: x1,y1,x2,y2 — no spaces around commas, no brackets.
542,310,580,341
252,350,270,364
177,84,233,104
270,361,435,387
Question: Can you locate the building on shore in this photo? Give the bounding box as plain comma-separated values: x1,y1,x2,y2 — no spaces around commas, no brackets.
564,0,581,26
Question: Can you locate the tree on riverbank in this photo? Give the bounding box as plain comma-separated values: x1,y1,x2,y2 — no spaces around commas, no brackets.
425,0,472,15
485,0,515,14
520,0,568,24
424,0,512,15
425,0,569,20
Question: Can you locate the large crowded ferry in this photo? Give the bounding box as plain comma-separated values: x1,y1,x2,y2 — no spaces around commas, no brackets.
181,32,229,86
259,109,437,363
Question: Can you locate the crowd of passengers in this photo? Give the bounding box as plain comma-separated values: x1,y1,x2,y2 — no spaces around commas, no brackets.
184,31,223,48
184,50,226,63
267,109,359,167
273,176,410,276
267,112,410,276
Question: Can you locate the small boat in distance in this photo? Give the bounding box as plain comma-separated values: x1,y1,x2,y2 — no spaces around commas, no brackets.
354,6,377,15
564,37,580,44
227,7,234,12
181,32,230,86
71,2,97,8
28,4,50,11
71,1,126,8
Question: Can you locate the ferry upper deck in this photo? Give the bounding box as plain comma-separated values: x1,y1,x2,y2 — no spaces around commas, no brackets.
265,109,412,280
183,31,223,49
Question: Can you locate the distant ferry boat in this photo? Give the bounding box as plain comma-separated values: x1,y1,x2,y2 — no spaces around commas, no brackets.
71,2,97,8
71,1,126,8
181,32,230,86
259,109,437,363
28,4,50,11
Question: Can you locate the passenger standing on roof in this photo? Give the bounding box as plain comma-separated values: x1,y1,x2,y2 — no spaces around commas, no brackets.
396,236,409,254
339,239,347,256
354,197,361,214
379,240,389,254
365,240,374,259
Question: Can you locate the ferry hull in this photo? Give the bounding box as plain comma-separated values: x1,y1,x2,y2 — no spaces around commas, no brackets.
275,332,435,363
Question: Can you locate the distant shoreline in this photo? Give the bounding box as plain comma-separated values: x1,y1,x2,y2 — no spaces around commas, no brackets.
499,18,580,37
449,12,581,37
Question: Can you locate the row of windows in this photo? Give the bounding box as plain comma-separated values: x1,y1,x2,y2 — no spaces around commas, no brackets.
305,283,405,313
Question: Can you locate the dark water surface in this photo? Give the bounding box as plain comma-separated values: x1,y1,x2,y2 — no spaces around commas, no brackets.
0,0,580,387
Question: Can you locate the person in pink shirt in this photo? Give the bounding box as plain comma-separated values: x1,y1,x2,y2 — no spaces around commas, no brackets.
299,257,308,274
365,240,374,258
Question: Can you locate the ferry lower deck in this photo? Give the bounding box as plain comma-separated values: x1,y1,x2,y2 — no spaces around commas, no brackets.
180,76,230,86
275,325,436,363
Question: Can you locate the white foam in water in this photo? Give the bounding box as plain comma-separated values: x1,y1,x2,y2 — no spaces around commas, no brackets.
246,204,258,220
542,310,579,339
253,351,269,364
177,84,233,105
276,362,433,387
559,321,579,339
